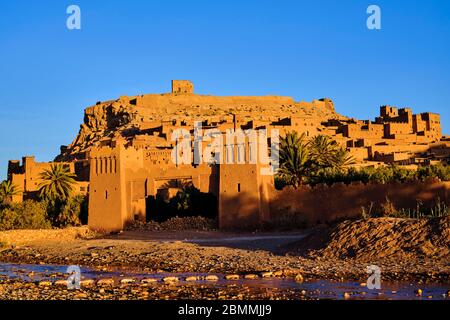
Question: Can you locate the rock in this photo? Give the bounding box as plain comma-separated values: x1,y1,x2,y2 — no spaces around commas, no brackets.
225,274,240,280
75,293,88,299
97,278,115,286
141,278,158,284
294,274,304,283
185,276,199,282
162,276,179,283
282,269,299,277
81,279,95,287
38,281,52,287
120,278,135,285
205,275,219,281
244,274,258,280
273,271,283,277
343,292,351,299
54,280,69,287
360,282,367,287
415,289,423,296
261,272,272,278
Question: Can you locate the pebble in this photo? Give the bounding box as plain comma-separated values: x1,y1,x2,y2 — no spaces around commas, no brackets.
185,276,199,282
282,269,297,277
162,276,179,283
273,271,283,277
343,292,351,299
225,274,240,280
294,274,304,283
75,293,88,299
205,275,219,282
141,278,158,284
80,279,95,287
261,272,273,278
54,280,68,287
415,289,423,296
97,278,115,286
244,274,258,280
120,278,135,285
38,281,52,287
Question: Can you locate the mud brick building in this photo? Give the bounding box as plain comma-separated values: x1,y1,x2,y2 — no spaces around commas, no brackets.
6,81,449,231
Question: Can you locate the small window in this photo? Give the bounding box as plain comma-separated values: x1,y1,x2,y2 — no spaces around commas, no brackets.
237,183,241,193
105,191,108,200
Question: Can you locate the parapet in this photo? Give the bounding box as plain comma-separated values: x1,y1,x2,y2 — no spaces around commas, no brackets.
172,80,194,94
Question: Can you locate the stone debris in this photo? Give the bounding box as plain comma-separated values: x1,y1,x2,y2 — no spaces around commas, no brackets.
97,278,115,286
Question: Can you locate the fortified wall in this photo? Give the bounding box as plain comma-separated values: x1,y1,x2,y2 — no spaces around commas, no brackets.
268,179,450,225
4,81,449,232
7,156,89,202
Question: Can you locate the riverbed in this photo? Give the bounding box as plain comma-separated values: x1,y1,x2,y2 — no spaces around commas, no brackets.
0,263,448,300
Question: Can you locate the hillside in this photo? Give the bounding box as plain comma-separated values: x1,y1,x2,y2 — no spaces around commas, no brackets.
56,92,343,161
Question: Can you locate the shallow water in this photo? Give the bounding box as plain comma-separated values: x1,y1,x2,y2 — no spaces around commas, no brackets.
0,263,448,300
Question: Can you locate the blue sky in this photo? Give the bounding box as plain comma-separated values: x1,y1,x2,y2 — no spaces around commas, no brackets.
0,0,449,179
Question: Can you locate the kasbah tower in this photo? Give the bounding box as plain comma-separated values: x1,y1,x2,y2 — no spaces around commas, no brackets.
6,81,449,232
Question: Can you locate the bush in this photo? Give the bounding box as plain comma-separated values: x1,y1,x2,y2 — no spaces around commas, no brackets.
360,198,450,220
417,163,450,181
0,200,52,231
52,195,88,228
303,164,449,186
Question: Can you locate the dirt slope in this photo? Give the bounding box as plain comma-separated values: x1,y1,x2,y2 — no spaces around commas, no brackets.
282,217,450,261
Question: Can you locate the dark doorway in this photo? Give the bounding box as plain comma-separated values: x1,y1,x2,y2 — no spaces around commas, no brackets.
146,186,217,222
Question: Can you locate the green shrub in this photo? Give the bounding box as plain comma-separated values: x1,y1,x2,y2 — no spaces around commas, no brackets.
0,200,52,231
417,163,450,181
53,195,88,228
360,198,450,220
300,164,449,187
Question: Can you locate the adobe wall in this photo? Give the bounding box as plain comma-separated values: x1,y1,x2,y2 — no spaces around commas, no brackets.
269,179,450,224
88,144,135,232
172,80,194,94
218,163,272,229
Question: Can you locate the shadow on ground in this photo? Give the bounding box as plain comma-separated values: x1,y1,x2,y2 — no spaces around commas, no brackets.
105,230,310,253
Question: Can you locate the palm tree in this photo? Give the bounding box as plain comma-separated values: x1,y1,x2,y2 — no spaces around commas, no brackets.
331,148,356,170
308,135,340,169
0,180,21,205
38,164,76,201
278,132,310,188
